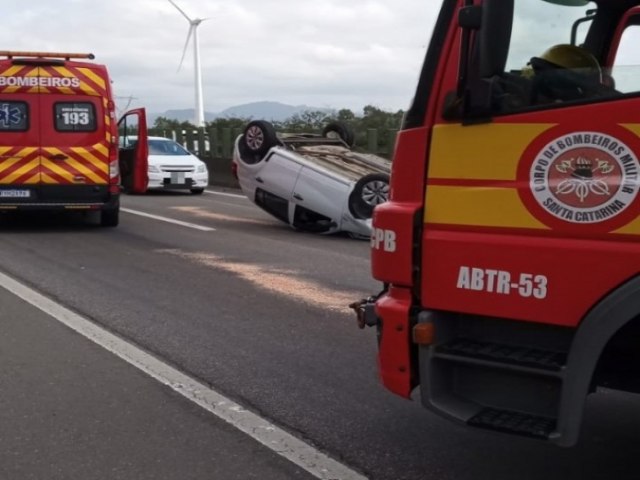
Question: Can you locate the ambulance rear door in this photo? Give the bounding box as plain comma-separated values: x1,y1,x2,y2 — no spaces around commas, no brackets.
38,62,111,203
0,60,42,203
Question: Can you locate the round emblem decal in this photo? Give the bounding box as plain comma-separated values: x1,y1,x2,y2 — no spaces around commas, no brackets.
530,132,640,224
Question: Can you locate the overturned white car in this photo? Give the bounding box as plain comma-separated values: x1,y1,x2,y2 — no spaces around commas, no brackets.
232,120,391,238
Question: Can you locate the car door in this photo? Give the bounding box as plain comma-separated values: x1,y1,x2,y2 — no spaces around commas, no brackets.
253,152,302,223
117,108,148,193
292,166,350,230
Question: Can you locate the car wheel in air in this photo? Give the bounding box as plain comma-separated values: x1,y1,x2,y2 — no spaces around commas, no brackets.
242,120,278,157
348,173,390,219
190,188,205,195
322,121,355,147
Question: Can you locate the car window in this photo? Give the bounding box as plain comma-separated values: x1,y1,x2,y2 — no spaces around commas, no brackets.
148,139,190,156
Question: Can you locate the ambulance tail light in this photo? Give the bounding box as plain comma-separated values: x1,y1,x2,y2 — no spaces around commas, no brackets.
108,140,119,184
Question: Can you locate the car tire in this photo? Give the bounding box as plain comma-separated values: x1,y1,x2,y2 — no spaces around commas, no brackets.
348,173,390,219
242,120,278,157
323,121,355,147
191,188,205,195
100,207,119,227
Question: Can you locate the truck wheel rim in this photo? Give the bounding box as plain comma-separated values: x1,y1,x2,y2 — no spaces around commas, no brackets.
362,181,389,206
246,126,264,151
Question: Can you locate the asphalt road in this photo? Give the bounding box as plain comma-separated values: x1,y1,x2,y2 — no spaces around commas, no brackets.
0,188,639,480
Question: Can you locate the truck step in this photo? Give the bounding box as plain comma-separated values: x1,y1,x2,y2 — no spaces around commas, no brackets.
468,407,556,439
435,339,566,372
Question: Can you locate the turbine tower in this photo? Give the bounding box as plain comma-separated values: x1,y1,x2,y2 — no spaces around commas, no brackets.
169,0,207,128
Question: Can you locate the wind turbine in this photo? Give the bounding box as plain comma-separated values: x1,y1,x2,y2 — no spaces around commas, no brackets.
169,0,207,128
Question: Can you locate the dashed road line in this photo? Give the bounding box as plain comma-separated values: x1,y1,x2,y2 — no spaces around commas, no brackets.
0,271,368,480
204,189,246,199
121,208,216,231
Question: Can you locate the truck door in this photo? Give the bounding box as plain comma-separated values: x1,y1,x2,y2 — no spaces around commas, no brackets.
117,108,148,194
420,0,640,327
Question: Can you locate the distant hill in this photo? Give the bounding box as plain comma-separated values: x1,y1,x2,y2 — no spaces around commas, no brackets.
149,101,335,125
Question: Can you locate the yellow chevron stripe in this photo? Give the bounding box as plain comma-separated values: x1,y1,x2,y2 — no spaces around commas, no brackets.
77,67,106,90
1,159,39,184
429,123,555,180
1,65,25,76
425,185,548,229
41,173,58,184
41,158,75,183
24,172,40,184
65,146,109,174
51,66,73,79
92,143,109,157
0,147,36,173
65,157,106,183
0,155,23,173
79,84,100,96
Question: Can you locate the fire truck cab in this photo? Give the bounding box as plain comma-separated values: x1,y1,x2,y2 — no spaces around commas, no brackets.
0,51,148,226
363,0,640,446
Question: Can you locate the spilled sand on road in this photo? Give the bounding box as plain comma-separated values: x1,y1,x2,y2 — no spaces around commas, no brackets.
171,206,273,226
158,249,363,313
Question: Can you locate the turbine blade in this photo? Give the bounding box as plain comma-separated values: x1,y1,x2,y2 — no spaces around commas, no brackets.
168,0,192,22
177,24,195,72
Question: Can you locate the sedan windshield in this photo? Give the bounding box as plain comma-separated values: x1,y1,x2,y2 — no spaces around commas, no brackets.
148,139,190,156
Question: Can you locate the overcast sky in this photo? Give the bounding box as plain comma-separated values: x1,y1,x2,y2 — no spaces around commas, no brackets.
1,1,437,116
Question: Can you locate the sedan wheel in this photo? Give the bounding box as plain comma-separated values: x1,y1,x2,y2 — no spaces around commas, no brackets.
348,173,390,219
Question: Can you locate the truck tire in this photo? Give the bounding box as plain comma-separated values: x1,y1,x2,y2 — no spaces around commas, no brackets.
323,121,355,147
101,207,119,227
348,173,390,219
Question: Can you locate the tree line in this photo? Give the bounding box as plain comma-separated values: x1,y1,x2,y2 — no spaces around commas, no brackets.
152,105,405,154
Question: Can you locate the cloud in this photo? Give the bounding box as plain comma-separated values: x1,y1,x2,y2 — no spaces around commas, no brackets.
0,0,437,115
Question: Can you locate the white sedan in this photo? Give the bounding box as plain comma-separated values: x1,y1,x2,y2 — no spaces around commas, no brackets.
232,121,391,238
145,136,209,194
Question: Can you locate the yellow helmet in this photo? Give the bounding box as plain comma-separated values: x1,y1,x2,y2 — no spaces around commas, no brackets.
539,44,602,79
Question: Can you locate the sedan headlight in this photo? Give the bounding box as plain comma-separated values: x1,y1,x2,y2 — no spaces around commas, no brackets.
148,165,161,173
196,163,207,173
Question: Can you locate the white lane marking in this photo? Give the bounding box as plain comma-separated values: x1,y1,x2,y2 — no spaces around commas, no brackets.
121,208,216,232
204,189,246,199
0,272,368,480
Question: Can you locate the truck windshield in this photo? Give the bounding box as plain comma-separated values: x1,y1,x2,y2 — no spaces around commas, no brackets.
506,1,597,73
148,139,190,156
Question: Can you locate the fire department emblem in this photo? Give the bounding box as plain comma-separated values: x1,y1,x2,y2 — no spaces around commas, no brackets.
530,132,640,224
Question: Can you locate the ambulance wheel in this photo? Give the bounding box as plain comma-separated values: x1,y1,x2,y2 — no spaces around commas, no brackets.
101,208,119,227
323,122,355,147
348,173,390,219
242,121,278,157
190,188,204,195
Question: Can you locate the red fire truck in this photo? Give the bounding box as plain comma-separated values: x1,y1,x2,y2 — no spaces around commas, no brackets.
353,0,640,446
